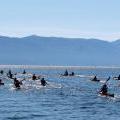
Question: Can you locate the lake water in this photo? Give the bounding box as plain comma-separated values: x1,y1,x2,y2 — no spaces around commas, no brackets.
0,67,120,120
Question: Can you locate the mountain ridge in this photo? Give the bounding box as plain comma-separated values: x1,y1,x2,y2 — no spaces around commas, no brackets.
0,35,119,66
0,35,115,42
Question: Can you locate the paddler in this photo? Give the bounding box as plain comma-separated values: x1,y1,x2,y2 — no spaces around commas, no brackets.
32,74,37,80
117,75,120,80
63,70,69,76
100,84,108,95
23,70,26,74
41,78,47,86
91,76,100,82
14,78,21,89
99,76,114,97
0,79,4,85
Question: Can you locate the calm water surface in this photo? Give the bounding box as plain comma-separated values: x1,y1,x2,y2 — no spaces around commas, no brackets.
0,68,120,120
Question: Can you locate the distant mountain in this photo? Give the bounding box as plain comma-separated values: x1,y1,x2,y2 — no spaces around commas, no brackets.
0,35,120,66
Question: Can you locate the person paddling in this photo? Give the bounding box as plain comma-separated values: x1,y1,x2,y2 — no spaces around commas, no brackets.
32,74,37,80
99,77,114,97
69,72,75,76
23,70,26,74
113,74,120,80
41,78,47,86
0,70,4,75
63,70,69,76
7,70,13,79
8,70,12,75
117,75,120,80
0,79,4,85
14,78,21,89
91,76,100,82
100,84,108,95
7,73,13,79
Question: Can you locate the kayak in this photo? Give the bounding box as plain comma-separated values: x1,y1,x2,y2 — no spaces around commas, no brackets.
13,86,21,90
60,74,74,77
99,92,114,97
91,79,100,82
0,83,4,85
113,77,120,80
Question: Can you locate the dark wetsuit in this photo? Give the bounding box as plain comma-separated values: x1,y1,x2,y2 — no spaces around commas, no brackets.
0,79,4,85
118,75,120,80
23,70,26,74
91,76,100,82
9,74,13,79
100,84,108,94
32,74,37,80
41,78,47,86
64,70,68,76
0,70,4,75
14,78,21,88
69,72,75,76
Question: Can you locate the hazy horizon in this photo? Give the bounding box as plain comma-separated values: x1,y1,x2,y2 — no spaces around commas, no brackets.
0,0,120,41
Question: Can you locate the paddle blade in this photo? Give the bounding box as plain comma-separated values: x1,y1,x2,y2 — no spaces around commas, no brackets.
106,76,110,83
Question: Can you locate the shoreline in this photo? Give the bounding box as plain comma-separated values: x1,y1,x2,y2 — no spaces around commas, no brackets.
0,65,120,70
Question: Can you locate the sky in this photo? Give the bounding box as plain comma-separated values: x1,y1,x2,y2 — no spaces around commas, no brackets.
0,0,120,41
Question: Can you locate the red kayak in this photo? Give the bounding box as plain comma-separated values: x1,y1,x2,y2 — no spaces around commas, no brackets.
99,92,114,97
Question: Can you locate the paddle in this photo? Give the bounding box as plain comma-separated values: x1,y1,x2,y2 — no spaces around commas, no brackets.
104,76,111,84
98,76,110,94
